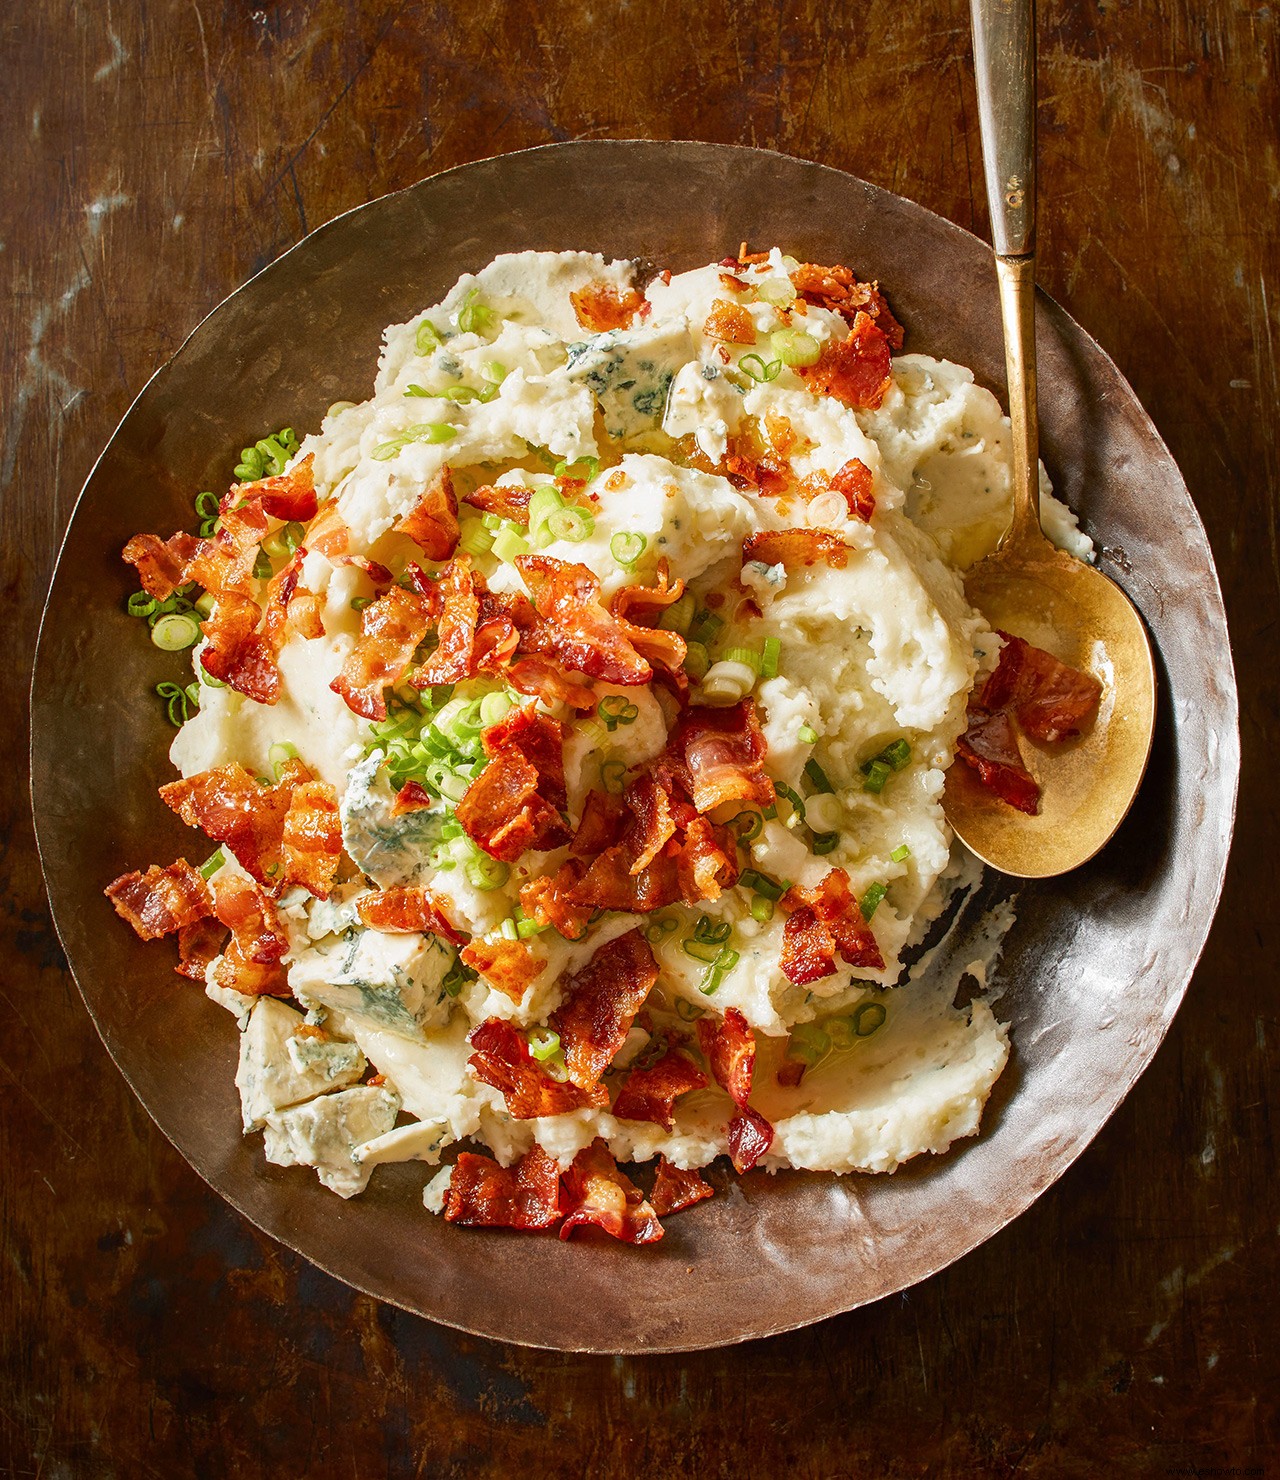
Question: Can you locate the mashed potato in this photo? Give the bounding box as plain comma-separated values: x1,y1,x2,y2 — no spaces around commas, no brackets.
159,250,1089,1216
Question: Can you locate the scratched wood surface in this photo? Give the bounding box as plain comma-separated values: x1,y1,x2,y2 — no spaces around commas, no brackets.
2,1,1276,1475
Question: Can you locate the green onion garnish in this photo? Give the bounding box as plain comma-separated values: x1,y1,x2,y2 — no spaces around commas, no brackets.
770,329,822,367
729,809,764,842
756,276,796,307
776,781,806,823
683,641,710,682
553,455,600,481
457,520,496,558
862,760,891,794
657,592,695,635
416,318,443,354
699,946,739,995
739,353,783,383
372,422,457,460
545,506,594,543
490,524,530,562
788,1021,831,1065
126,591,158,619
644,913,680,944
155,681,198,727
675,997,703,1022
721,645,762,673
798,724,818,746
692,915,732,946
198,847,225,881
750,895,774,922
803,758,834,794
739,869,784,901
609,531,647,567
456,287,493,336
598,695,639,731
859,882,888,920
853,1001,887,1037
689,609,724,645
600,759,626,794
465,854,510,891
351,596,374,611
880,739,912,770
479,691,515,727
528,1028,561,1061
811,831,840,855
234,427,300,482
891,844,911,863
268,741,298,779
760,636,781,679
151,612,201,652
442,957,477,998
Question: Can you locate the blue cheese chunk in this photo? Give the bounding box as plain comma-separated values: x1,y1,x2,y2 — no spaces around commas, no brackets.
352,1119,446,1172
565,322,692,441
288,926,455,1041
262,1085,401,1198
235,998,367,1132
341,752,446,888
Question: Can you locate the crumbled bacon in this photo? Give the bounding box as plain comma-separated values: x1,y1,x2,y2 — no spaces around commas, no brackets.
461,936,543,1003
650,1157,714,1216
955,711,1039,815
463,483,532,522
608,562,688,679
703,299,757,344
514,555,652,686
456,706,571,862
210,875,290,996
467,1019,609,1118
356,886,464,946
227,455,319,524
570,789,628,856
393,466,460,562
558,1141,663,1244
789,262,905,349
550,929,658,1091
798,313,892,410
659,700,775,815
330,584,432,720
504,656,600,711
160,762,294,891
829,458,876,522
570,281,645,332
414,556,535,688
391,779,433,815
122,531,202,600
442,1145,562,1230
979,632,1103,744
104,859,213,941
611,1043,708,1130
779,868,885,985
727,1107,774,1174
519,866,593,941
176,917,228,981
280,777,342,899
697,1007,756,1110
723,447,790,496
742,528,850,571
202,550,324,706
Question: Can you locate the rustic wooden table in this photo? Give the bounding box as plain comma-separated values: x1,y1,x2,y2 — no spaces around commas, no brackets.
3,2,1275,1474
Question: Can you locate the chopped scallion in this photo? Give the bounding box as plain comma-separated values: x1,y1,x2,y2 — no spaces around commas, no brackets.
268,741,298,780
811,830,840,855
545,505,594,543
760,636,781,679
891,844,911,863
739,353,783,383
479,691,515,727
739,869,784,901
465,854,510,891
456,287,494,335
770,328,822,368
750,895,774,922
416,318,443,354
798,724,818,746
803,758,834,794
859,882,888,920
853,1001,887,1036
126,591,158,619
598,695,639,731
729,809,764,843
198,848,225,881
600,759,626,794
657,592,694,635
528,1027,561,1061
862,760,891,794
151,612,201,652
490,523,529,562
609,531,647,567
683,640,710,682
721,645,762,673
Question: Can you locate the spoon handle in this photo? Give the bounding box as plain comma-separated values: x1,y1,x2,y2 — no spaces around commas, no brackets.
971,0,1044,548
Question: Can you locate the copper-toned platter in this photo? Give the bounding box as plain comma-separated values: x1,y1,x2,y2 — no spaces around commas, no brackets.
30,141,1238,1353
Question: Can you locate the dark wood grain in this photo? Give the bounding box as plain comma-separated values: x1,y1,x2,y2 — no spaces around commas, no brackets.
2,1,1275,1475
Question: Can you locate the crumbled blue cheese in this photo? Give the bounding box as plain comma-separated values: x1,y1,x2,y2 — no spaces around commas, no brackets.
565,321,692,441
235,998,367,1132
288,925,455,1041
262,1085,401,1197
340,752,446,888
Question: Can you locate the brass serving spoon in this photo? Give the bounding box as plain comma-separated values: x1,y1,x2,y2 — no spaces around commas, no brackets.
942,0,1157,877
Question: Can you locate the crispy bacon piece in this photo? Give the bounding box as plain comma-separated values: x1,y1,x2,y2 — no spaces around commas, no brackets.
660,700,775,815
413,556,535,688
830,458,876,522
456,706,571,861
122,531,202,600
789,262,905,349
104,859,213,941
176,917,228,981
703,299,757,344
610,561,685,628
391,779,433,815
442,1144,562,1230
505,655,601,711
571,789,629,856
979,631,1103,744
463,482,532,523
330,584,432,720
305,504,396,587
723,445,790,496
550,929,658,1091
210,875,290,996
280,778,342,899
651,1157,714,1216
697,1007,757,1110
160,762,292,891
775,1057,807,1088
393,466,460,562
198,590,263,691
799,313,892,410
461,936,543,1003
676,815,741,899
468,1019,609,1118
356,886,464,946
955,711,1039,815
203,550,324,706
558,1141,663,1244
779,868,885,985
742,528,849,571
519,866,593,941
570,281,644,332
727,1106,774,1174
611,1044,708,1130
514,555,651,686
227,455,319,524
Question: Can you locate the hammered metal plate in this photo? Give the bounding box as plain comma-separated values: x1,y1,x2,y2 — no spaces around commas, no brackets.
30,141,1239,1353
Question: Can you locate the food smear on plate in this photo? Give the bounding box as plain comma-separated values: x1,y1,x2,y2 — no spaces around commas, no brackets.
106,247,1101,1243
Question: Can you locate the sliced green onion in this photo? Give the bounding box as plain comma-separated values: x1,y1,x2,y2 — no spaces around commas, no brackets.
770,328,822,367
610,531,647,567
811,831,840,856
456,287,493,335
372,422,457,460
351,596,374,611
760,636,781,679
689,609,725,645
692,915,732,946
721,645,762,673
126,591,158,618
416,318,443,354
859,882,888,921
516,915,548,939
252,550,274,580
151,612,201,651
798,724,819,746
683,938,721,964
545,506,594,543
804,758,834,794
881,739,912,770
268,741,298,780
738,353,783,384
789,1021,831,1065
261,527,291,560
600,759,626,794
891,844,911,863
700,660,757,705
598,695,639,731
194,593,216,619
853,1001,887,1037
657,591,695,635
327,400,356,418
155,681,194,727
490,524,530,562
776,781,806,823
528,1028,561,1061
194,489,221,520
442,957,477,998
554,455,600,481
644,913,680,944
198,661,225,688
457,520,496,558
739,869,783,901
750,895,775,922
198,847,225,881
862,760,891,794
729,809,763,843
757,276,797,308
500,917,519,941
683,640,710,682
465,854,510,891
481,360,508,386
699,947,739,995
480,691,515,727
675,997,702,1022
